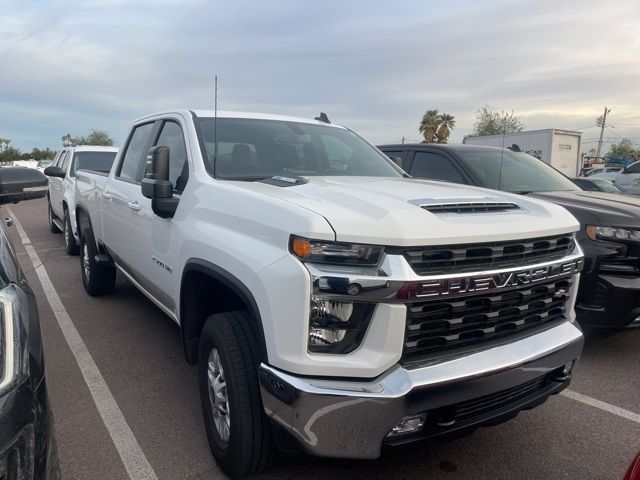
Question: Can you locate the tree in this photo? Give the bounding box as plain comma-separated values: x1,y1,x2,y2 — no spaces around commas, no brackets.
62,129,114,147
0,146,23,165
471,105,525,136
436,114,456,144
609,139,639,159
419,109,440,143
0,138,10,152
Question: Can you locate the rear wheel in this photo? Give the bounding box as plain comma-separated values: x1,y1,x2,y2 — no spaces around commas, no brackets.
63,210,79,255
198,311,275,477
48,201,61,233
80,228,115,296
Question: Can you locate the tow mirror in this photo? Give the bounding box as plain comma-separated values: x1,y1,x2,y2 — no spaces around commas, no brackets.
141,146,178,219
0,167,48,205
44,165,66,178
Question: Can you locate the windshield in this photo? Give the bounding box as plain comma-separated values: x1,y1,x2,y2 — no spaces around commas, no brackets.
456,148,580,193
71,151,117,176
194,118,402,180
591,179,621,193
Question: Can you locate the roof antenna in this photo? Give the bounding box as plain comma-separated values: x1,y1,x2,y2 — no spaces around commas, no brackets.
213,75,218,178
315,112,331,124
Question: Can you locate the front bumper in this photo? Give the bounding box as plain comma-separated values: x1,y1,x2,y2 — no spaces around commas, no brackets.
259,320,583,459
576,238,640,328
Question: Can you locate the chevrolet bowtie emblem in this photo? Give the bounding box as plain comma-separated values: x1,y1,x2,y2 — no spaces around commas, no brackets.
553,289,567,299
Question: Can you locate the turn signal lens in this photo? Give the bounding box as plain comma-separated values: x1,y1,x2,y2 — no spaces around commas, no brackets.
586,225,597,241
291,237,313,258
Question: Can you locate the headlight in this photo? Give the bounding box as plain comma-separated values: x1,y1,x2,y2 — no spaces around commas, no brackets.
586,225,640,242
290,236,384,266
0,285,28,395
308,296,374,354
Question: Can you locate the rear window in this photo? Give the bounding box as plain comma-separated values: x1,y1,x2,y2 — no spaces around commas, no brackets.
72,151,117,176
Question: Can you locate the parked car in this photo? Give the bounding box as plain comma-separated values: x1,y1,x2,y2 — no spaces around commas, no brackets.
74,110,584,477
571,177,622,193
378,143,640,329
582,166,623,177
44,146,118,255
605,161,640,194
626,451,640,480
0,167,58,478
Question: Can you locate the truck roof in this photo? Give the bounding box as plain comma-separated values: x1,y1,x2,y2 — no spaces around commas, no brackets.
379,143,504,152
136,110,345,128
69,145,119,152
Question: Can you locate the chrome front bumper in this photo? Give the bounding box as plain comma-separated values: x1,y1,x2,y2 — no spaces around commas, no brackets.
259,321,584,459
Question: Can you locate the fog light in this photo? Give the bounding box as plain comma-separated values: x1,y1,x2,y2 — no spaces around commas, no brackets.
386,414,426,438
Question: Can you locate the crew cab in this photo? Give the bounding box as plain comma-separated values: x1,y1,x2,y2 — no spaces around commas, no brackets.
75,111,584,477
379,143,640,329
44,146,118,255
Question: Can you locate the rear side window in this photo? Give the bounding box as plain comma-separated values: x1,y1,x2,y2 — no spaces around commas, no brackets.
60,151,72,172
118,123,155,181
626,162,640,174
410,151,466,184
155,121,189,192
71,151,117,176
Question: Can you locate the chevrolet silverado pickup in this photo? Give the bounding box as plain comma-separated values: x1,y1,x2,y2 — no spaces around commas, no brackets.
75,110,584,477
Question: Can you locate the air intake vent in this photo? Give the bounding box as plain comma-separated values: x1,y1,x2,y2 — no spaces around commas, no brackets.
421,202,520,214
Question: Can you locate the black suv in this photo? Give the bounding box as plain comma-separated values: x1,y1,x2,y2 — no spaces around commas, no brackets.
0,167,57,478
378,143,640,329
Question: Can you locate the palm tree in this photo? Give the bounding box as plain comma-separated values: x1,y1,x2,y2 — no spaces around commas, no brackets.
419,110,440,143
0,138,9,153
436,114,456,143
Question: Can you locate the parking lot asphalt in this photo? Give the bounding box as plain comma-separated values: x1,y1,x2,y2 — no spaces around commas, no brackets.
3,197,640,480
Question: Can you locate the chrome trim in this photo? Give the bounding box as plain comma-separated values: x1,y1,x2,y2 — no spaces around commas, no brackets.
259,320,584,459
24,186,49,192
307,243,584,302
0,293,15,392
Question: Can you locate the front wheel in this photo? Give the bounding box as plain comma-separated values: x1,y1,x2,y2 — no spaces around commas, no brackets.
80,228,115,296
63,210,79,255
198,311,275,477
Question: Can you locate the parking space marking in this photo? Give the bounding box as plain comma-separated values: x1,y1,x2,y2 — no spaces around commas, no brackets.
8,208,158,480
562,389,640,424
16,246,65,255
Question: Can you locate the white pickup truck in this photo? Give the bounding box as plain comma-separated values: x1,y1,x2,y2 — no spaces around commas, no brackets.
75,110,585,477
45,145,118,254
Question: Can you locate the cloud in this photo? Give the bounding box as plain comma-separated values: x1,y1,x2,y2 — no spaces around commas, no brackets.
1,0,639,151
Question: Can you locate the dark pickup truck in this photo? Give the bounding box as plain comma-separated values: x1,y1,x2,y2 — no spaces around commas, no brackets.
378,143,640,329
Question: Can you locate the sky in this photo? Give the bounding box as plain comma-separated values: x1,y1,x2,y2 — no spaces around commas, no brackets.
2,0,640,153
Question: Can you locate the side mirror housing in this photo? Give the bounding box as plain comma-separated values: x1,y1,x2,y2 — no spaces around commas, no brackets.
0,167,48,205
44,165,66,178
141,146,178,219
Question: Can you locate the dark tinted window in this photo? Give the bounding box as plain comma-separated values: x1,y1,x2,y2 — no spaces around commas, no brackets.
118,123,155,181
572,178,599,191
410,151,466,183
155,121,189,192
71,151,117,176
456,148,579,193
591,179,621,192
625,162,640,174
194,118,401,180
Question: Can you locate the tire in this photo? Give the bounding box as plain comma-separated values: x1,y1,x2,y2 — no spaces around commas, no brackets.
63,210,79,255
80,228,115,296
48,201,61,234
198,311,275,477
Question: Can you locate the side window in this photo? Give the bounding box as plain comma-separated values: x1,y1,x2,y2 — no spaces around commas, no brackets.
117,122,155,182
51,151,61,167
60,151,72,172
410,152,467,184
155,121,189,192
625,163,640,174
382,150,404,167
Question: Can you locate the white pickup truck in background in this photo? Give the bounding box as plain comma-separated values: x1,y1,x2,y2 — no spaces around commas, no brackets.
45,145,118,254
74,110,584,477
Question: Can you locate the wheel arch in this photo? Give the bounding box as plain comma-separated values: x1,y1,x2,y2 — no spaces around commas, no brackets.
180,259,268,365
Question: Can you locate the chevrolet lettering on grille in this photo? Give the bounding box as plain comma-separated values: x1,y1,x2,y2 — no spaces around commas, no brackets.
417,258,583,298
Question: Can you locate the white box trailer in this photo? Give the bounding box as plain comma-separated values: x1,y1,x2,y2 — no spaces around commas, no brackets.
463,129,582,176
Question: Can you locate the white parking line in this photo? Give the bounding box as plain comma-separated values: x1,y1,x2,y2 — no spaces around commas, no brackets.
7,208,158,480
561,389,640,424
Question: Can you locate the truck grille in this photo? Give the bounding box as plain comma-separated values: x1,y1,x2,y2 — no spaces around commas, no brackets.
402,278,572,361
394,234,575,276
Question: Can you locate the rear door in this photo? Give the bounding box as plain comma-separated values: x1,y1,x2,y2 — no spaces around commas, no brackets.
102,121,157,274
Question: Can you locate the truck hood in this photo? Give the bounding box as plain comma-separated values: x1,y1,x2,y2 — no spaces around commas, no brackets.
529,190,640,229
227,177,579,246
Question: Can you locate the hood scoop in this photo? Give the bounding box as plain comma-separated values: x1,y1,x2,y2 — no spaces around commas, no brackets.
420,202,520,214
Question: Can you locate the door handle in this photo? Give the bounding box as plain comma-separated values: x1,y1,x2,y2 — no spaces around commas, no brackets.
102,192,112,200
128,201,141,212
